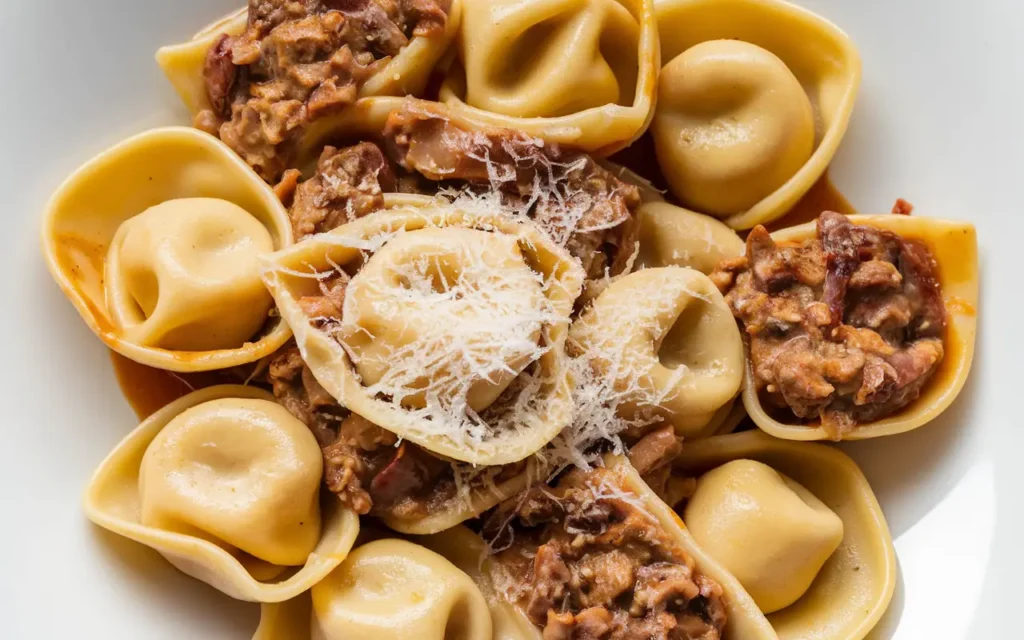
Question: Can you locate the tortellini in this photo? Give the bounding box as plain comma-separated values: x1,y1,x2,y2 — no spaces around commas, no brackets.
341,227,545,413
653,0,862,229
685,460,844,613
253,539,492,640
84,386,360,602
107,198,274,352
744,215,978,441
653,40,815,218
438,0,659,154
570,266,744,437
635,201,745,274
672,430,897,640
262,202,584,465
42,126,293,372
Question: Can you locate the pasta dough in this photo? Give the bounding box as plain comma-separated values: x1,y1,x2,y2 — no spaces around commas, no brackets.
140,398,323,567
653,0,862,229
340,227,545,412
254,538,493,640
84,386,360,602
635,201,745,274
107,198,274,352
673,430,897,640
685,459,844,613
41,126,293,372
262,203,583,465
438,0,658,153
570,267,744,437
459,0,640,118
653,40,815,218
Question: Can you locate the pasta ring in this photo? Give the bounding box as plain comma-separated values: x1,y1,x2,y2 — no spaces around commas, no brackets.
41,127,293,372
262,203,584,465
672,429,897,640
653,0,861,229
83,385,360,603
570,266,745,437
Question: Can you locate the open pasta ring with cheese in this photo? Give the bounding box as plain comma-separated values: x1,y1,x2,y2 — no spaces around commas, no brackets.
723,214,978,441
570,266,745,438
417,455,778,640
437,0,658,155
252,538,492,640
83,385,360,603
262,203,584,466
42,127,293,372
667,429,897,640
652,0,861,229
156,1,463,180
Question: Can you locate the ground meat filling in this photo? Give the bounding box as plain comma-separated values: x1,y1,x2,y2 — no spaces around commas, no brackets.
485,467,727,640
383,106,642,281
267,344,453,516
274,141,396,239
197,0,450,181
711,212,946,438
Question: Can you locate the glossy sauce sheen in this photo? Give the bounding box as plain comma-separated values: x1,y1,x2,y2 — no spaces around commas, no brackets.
113,139,855,419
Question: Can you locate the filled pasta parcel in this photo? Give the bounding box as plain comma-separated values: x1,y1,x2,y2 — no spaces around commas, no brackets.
261,202,585,467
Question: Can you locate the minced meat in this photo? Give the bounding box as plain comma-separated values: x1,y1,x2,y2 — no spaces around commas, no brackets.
265,342,525,521
383,104,642,281
711,211,946,438
484,466,727,640
197,0,450,181
275,142,396,239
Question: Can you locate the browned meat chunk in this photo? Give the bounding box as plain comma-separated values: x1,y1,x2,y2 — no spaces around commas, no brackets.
626,425,682,476
711,212,946,438
289,142,395,239
488,467,726,640
383,104,642,280
266,343,452,516
197,0,450,180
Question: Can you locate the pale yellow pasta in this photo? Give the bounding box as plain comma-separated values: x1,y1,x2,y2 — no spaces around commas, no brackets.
106,198,274,352
438,0,658,154
340,227,545,413
262,204,584,466
653,40,815,218
635,201,745,274
685,459,844,613
653,0,862,229
84,386,359,603
253,538,492,640
570,267,744,437
41,127,293,372
673,430,897,640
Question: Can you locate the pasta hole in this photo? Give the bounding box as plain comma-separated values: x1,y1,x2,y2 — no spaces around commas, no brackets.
658,300,708,371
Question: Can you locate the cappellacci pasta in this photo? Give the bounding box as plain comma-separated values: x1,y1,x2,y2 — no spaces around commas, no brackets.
262,203,584,465
653,0,861,229
438,0,659,154
570,267,745,438
42,127,293,372
670,430,897,640
253,538,491,640
44,0,980,637
84,386,360,602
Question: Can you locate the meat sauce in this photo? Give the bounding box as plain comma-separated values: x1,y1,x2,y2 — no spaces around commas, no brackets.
711,212,946,438
484,460,726,640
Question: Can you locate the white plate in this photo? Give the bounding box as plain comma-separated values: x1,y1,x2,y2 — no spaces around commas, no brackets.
1,0,1018,637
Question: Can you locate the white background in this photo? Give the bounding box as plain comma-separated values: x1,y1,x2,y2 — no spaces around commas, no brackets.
0,0,1019,637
